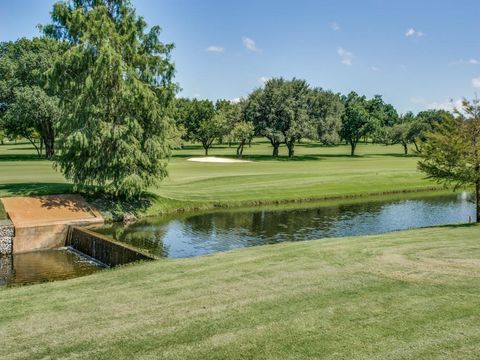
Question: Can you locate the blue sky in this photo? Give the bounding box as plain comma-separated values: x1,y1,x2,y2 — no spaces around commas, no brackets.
1,0,479,112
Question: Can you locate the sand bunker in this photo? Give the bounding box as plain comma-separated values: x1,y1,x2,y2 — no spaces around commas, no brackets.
187,156,251,163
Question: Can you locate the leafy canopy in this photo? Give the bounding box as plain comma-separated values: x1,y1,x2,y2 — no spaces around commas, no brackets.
418,99,480,220
244,78,342,158
0,38,63,158
340,92,374,156
46,0,176,198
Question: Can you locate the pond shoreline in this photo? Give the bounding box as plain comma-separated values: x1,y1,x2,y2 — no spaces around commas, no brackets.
95,191,474,259
92,185,451,223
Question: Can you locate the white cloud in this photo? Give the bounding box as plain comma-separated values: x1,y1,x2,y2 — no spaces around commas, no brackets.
472,77,480,88
337,47,353,65
242,37,260,52
427,98,463,112
330,22,340,31
231,97,242,104
206,46,224,53
450,58,479,66
405,28,424,37
258,76,270,84
192,93,201,98
370,66,380,72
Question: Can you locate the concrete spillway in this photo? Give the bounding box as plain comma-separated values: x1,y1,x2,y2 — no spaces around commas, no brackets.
66,226,154,267
0,194,104,254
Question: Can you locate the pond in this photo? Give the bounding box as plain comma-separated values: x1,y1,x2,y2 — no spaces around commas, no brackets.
0,249,103,287
95,192,475,259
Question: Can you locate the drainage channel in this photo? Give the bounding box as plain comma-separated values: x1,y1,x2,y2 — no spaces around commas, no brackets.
1,226,154,287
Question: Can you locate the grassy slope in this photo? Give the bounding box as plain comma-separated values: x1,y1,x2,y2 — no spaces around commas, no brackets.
1,225,480,359
0,140,440,218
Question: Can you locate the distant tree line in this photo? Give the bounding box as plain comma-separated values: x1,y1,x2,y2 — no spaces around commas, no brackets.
171,78,455,158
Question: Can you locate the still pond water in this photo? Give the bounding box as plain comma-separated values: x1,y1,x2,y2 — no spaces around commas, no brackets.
0,248,103,287
95,192,475,259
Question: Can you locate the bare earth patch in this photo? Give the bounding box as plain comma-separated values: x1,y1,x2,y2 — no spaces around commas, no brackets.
187,156,252,163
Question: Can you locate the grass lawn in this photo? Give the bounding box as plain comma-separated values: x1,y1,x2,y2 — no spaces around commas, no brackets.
1,224,480,359
0,140,441,218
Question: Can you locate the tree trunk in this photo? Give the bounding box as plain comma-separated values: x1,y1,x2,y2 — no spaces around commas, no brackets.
26,137,41,158
204,147,208,156
402,142,408,155
45,142,54,159
413,140,420,152
272,142,279,157
286,141,295,159
350,141,356,156
476,180,480,223
43,136,55,159
236,141,245,159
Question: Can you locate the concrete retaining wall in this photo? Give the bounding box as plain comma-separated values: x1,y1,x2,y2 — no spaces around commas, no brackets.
66,227,154,267
0,220,14,255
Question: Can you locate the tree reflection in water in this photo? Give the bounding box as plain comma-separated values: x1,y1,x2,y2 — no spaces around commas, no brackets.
95,193,474,259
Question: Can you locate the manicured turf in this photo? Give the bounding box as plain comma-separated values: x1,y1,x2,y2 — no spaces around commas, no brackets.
0,140,440,218
1,225,480,359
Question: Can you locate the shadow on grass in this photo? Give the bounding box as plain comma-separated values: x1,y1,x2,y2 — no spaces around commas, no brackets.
0,183,73,197
435,222,478,229
0,154,45,162
86,192,157,221
370,153,418,158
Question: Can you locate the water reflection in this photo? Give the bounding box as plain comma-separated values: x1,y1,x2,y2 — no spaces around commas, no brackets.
0,249,103,287
96,193,475,259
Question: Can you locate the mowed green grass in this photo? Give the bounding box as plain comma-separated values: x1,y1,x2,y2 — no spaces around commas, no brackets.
1,225,480,359
0,140,439,217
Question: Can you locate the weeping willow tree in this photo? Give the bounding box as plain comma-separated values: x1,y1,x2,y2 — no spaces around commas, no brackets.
418,98,480,221
45,0,177,198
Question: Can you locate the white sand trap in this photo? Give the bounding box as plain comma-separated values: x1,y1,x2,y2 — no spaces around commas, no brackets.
187,156,252,163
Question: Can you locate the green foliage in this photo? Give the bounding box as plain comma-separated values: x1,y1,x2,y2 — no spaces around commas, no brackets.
382,112,416,154
0,127,5,145
340,92,374,156
0,37,63,158
174,98,219,155
410,109,454,151
46,0,176,198
418,98,480,220
244,78,342,158
308,88,344,145
214,99,242,144
230,121,254,158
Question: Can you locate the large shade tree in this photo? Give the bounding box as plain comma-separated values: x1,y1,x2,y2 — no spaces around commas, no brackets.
307,88,344,145
340,92,374,156
388,112,416,155
243,86,284,157
244,78,341,158
45,0,176,198
410,109,454,151
174,98,220,155
230,121,254,159
214,99,241,145
0,38,63,158
418,99,480,221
